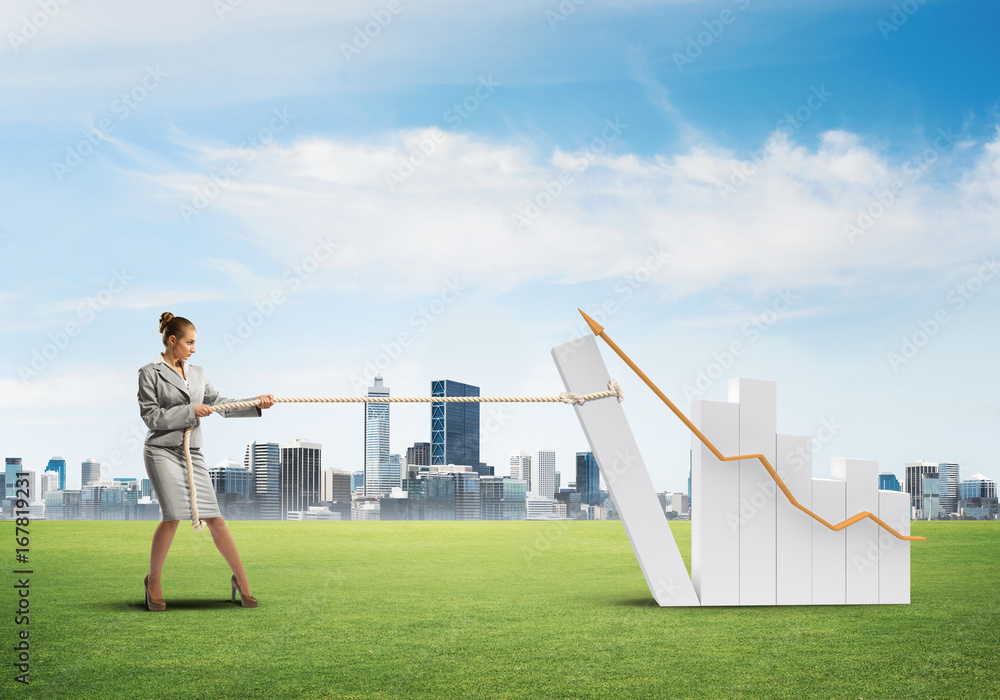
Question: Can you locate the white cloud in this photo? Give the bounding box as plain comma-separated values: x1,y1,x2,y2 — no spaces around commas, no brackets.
0,366,133,410
129,123,1000,301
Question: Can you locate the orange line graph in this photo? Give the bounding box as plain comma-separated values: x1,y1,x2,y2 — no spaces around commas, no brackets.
578,309,926,542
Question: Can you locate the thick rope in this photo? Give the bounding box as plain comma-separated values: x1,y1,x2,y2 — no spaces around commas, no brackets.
180,380,624,530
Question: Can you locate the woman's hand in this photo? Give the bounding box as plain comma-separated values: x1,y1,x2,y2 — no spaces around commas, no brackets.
257,394,276,409
194,404,214,418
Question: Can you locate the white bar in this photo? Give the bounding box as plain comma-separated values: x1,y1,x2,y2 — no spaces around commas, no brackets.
811,478,846,605
775,434,813,605
692,399,740,606
877,490,910,604
729,378,777,606
552,336,700,607
831,457,879,604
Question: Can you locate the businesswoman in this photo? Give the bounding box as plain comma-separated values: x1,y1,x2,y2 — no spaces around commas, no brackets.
138,312,275,611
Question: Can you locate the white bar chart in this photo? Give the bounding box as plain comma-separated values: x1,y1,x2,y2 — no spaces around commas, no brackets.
554,330,915,607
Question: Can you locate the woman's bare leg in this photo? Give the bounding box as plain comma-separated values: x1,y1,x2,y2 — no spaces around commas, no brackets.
203,516,251,595
148,519,180,599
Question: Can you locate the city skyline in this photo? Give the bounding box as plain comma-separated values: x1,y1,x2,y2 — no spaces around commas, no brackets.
11,440,997,522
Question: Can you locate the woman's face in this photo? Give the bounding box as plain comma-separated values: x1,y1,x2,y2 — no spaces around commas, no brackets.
169,328,197,360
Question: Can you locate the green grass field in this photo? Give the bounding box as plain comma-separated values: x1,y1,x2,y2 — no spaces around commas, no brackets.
2,519,997,699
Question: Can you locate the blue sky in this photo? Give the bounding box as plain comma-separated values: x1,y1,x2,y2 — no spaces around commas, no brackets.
1,0,998,493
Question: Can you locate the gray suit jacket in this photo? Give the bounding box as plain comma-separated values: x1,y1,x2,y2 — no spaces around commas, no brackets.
137,361,262,448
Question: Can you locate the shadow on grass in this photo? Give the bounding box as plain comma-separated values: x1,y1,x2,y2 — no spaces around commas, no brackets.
615,597,660,607
104,599,241,612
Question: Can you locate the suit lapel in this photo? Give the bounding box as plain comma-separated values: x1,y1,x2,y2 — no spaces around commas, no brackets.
154,362,191,399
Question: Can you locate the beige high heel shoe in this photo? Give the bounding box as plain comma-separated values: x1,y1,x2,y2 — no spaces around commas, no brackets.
231,574,258,608
144,574,166,612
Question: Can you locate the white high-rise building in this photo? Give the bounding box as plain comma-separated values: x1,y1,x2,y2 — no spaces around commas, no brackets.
40,471,59,495
244,441,281,520
365,376,392,497
280,438,322,520
905,460,960,517
81,458,101,487
534,448,556,499
509,451,532,492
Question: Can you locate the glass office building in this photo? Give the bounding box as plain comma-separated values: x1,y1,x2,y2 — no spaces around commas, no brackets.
245,441,281,520
431,379,482,468
46,457,67,490
960,473,997,501
878,472,902,491
921,474,940,519
280,439,322,520
404,473,456,520
365,376,392,496
576,451,600,506
210,464,253,501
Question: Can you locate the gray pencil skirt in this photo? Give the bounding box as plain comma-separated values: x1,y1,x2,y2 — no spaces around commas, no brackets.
143,444,222,521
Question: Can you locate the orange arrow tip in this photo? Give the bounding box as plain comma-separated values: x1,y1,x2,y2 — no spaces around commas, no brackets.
578,308,604,336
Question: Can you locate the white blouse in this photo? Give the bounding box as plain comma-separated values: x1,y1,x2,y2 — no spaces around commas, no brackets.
155,352,190,390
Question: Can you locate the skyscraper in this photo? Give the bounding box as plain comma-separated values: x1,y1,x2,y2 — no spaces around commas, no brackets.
905,461,958,515
480,476,528,520
878,472,902,492
509,451,531,492
280,438,322,519
81,458,101,487
576,451,600,506
245,441,281,520
46,457,67,490
365,375,392,496
534,448,556,499
936,462,959,515
431,379,483,469
388,453,402,490
321,469,352,503
4,457,23,502
447,468,481,520
407,442,431,467
904,460,939,511
960,473,997,500
210,462,253,501
40,471,59,495
921,474,940,519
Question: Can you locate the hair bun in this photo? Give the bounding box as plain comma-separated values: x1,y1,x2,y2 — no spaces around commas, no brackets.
158,312,174,333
